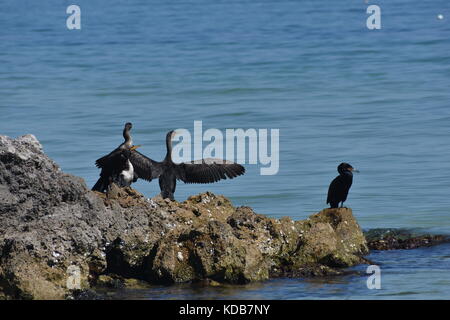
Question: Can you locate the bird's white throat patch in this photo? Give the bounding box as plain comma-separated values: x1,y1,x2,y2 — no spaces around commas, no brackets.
120,160,134,184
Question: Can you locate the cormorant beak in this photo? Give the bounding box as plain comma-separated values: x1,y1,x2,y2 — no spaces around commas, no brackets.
130,145,141,151
350,168,359,173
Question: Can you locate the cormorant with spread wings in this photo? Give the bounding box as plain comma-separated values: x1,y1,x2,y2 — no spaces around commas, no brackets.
130,130,245,200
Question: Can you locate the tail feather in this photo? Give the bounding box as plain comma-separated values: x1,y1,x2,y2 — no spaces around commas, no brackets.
92,177,107,192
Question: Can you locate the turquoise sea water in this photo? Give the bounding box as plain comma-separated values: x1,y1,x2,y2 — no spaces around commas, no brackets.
1,0,450,299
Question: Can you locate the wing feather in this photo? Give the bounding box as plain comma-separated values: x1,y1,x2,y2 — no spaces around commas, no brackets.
175,158,245,184
129,150,164,181
95,148,122,169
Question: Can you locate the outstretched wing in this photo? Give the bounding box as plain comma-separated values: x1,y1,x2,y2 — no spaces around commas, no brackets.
129,150,164,181
95,148,121,169
93,148,124,192
174,158,245,184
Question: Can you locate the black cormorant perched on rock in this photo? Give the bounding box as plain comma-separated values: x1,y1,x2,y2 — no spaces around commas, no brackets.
92,123,141,192
326,162,358,208
129,130,245,200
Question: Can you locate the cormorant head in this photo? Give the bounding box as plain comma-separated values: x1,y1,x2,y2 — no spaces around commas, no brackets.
337,162,359,175
167,130,178,141
124,122,133,131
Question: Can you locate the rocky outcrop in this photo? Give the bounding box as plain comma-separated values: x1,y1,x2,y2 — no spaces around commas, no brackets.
0,134,368,300
365,229,449,250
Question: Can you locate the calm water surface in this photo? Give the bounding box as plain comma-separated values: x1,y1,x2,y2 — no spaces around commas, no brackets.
1,0,450,299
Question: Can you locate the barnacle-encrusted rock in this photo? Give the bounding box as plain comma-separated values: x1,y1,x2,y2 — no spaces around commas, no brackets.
365,229,449,250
